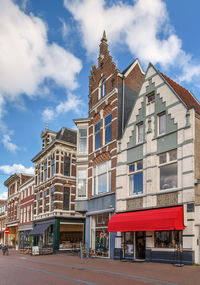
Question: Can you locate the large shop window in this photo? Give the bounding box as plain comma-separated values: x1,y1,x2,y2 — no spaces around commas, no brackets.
63,187,70,210
79,129,87,153
129,160,143,195
91,213,109,257
95,121,101,150
94,160,111,195
159,149,177,190
77,169,87,197
105,113,112,144
155,230,182,248
64,156,70,176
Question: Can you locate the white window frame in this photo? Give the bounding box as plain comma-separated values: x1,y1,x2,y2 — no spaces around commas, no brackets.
93,160,111,196
159,149,177,191
137,122,144,143
104,113,112,145
78,128,88,154
99,78,106,99
77,168,87,198
158,112,166,135
128,160,143,195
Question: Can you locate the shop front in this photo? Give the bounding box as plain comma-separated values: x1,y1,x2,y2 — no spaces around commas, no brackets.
18,225,33,250
108,206,191,264
59,222,84,250
90,212,110,257
7,225,18,247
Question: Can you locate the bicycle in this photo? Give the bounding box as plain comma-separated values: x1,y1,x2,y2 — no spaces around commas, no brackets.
2,245,9,256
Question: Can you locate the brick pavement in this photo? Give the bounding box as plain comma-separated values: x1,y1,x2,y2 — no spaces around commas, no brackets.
0,249,200,285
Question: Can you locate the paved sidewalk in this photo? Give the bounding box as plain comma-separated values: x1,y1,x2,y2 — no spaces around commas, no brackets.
1,250,200,285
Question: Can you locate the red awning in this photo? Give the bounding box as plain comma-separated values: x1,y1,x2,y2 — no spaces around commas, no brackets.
108,206,184,232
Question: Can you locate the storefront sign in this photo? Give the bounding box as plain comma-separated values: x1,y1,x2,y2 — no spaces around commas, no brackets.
32,246,39,255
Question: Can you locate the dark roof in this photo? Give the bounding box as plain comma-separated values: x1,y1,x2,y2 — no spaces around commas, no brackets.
121,60,136,75
56,127,77,145
160,73,200,114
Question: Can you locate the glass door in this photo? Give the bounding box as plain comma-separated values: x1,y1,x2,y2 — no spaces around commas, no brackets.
135,231,145,259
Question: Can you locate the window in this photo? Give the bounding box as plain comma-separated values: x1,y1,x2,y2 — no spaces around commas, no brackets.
44,162,47,181
51,157,55,177
79,128,87,153
24,207,26,223
93,161,111,195
158,113,166,135
159,149,177,190
44,191,47,212
38,167,41,185
64,156,70,176
77,169,87,197
50,187,54,211
105,113,112,144
63,187,70,210
155,231,182,248
129,160,143,195
95,121,101,150
137,123,144,143
100,78,106,98
147,92,155,103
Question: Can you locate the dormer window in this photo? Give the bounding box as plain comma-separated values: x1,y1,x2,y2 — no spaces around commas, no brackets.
99,78,106,99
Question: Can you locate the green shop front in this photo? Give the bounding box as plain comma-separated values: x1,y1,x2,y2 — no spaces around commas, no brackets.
30,217,85,253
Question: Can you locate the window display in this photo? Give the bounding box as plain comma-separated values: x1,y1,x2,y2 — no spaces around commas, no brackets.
155,230,182,248
91,213,109,257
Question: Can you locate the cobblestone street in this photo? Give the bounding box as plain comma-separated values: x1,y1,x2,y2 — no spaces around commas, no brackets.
0,250,200,285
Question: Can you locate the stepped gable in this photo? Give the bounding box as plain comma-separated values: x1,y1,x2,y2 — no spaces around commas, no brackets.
160,72,200,114
56,127,77,145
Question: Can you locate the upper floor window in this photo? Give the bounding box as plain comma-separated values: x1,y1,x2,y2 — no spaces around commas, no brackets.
51,157,55,177
95,121,101,150
158,112,166,135
137,123,144,143
79,128,87,153
129,160,143,195
147,92,155,104
44,162,47,181
93,160,111,195
50,187,54,211
159,149,177,190
100,78,106,98
64,156,70,176
77,169,87,197
63,187,70,210
38,168,41,185
105,113,112,144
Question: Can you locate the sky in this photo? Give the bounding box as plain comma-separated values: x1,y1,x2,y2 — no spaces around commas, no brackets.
0,0,200,199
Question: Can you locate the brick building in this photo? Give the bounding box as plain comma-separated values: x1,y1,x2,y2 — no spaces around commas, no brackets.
18,176,34,250
31,126,84,252
108,63,200,264
75,32,144,258
0,200,7,244
4,173,32,247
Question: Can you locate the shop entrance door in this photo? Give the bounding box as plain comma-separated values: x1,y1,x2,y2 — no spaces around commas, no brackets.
135,231,145,259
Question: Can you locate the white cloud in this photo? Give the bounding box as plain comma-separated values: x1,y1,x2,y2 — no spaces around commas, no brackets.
64,0,200,85
0,163,34,175
59,18,69,39
42,93,86,122
0,191,8,199
2,134,18,153
0,0,82,101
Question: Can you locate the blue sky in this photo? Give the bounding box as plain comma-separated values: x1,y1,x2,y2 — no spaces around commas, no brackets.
0,0,200,198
